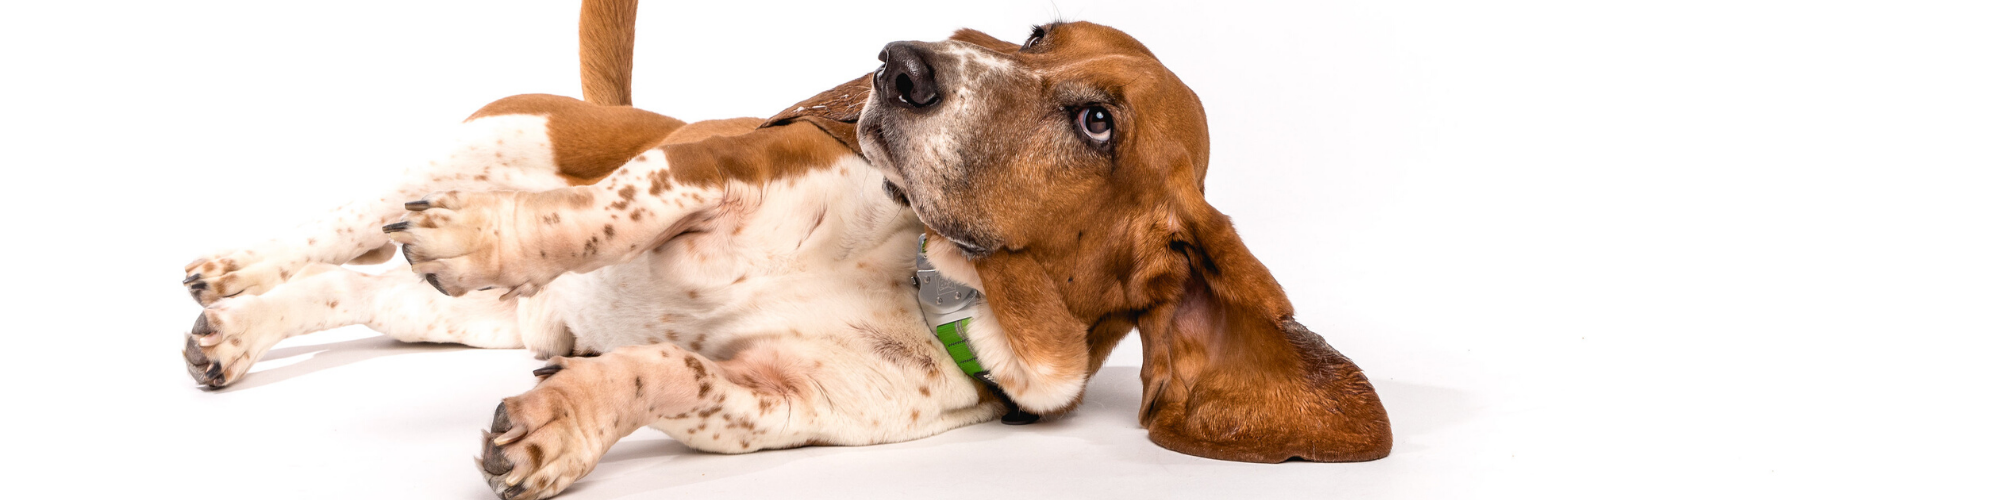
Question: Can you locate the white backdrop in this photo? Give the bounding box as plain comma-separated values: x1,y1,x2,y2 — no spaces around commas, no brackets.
1,1,1994,498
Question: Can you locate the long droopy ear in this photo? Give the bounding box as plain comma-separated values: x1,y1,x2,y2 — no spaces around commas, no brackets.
1136,200,1392,463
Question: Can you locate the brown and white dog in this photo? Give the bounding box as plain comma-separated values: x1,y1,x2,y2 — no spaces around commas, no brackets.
177,2,1391,498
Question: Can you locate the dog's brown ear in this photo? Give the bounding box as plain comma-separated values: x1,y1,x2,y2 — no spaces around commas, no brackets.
1135,199,1392,463
761,73,871,154
765,73,872,126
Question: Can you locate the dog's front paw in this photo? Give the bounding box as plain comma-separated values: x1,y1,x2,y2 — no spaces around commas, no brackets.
387,191,556,297
477,366,611,500
183,246,305,306
181,306,284,388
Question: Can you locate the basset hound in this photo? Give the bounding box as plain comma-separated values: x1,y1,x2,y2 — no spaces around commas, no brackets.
176,2,1391,498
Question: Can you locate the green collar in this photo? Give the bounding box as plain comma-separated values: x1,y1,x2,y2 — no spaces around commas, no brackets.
915,234,1038,425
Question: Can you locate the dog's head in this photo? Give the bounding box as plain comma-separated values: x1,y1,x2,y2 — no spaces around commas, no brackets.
779,21,1390,463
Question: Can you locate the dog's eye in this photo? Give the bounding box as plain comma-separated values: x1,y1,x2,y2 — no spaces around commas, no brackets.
1023,26,1046,50
1075,106,1113,144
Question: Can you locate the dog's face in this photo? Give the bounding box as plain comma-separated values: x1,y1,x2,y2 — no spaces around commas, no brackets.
857,22,1208,259
847,22,1391,463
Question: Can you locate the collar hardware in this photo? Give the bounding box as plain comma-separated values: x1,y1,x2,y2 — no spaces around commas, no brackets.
916,235,1040,425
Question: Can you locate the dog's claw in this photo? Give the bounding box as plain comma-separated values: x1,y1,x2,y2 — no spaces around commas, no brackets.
198,358,225,388
481,433,514,476
382,221,411,233
425,273,449,295
183,335,207,365
532,365,563,379
491,403,513,433
405,200,432,211
182,273,201,285
192,313,215,336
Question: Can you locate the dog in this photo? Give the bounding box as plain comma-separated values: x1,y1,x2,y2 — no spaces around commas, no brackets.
177,2,1391,498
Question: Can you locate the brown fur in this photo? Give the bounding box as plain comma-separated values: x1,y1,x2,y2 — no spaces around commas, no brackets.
655,119,859,190
865,22,1392,462
661,117,763,145
578,0,638,106
465,94,686,185
764,74,873,126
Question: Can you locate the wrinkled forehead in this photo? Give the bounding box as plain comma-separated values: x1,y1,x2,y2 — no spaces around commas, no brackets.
947,23,1207,140
946,22,1163,74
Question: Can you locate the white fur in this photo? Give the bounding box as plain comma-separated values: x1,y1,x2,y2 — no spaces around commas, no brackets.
185,113,1014,466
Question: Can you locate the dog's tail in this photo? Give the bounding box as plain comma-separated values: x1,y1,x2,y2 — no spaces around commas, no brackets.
579,0,638,106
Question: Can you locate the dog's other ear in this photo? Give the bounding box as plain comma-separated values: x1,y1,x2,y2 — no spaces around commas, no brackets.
762,73,870,154
1136,196,1392,463
765,73,872,126
947,28,1020,52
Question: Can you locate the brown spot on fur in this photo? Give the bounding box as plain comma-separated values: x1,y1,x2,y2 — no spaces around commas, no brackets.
465,94,686,185
919,386,931,397
525,444,547,470
683,355,709,379
647,169,672,196
697,382,712,398
609,185,637,209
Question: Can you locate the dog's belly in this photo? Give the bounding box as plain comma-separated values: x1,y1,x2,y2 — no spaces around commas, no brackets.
532,157,936,361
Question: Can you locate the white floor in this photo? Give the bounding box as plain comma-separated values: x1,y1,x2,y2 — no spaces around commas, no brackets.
77,328,1478,499
5,1,1997,498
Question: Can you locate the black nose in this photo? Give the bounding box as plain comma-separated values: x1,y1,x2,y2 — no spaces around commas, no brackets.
877,42,939,108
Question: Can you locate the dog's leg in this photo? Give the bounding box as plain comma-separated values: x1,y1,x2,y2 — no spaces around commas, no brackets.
182,263,526,388
389,122,848,297
181,113,582,306
475,342,997,500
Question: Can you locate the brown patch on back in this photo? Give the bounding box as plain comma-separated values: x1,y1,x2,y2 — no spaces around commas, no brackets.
656,120,859,189
662,117,763,145
466,94,685,185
